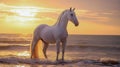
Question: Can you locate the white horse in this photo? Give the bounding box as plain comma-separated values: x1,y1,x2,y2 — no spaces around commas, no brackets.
30,8,79,61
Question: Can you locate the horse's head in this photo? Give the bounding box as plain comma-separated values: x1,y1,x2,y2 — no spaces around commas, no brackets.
66,8,79,26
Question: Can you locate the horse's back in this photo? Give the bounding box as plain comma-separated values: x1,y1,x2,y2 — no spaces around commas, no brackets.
34,24,55,43
33,24,48,38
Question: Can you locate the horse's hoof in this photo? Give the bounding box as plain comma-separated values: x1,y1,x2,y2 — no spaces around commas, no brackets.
55,59,65,64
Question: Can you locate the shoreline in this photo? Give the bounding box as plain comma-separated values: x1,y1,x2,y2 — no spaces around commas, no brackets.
0,57,120,67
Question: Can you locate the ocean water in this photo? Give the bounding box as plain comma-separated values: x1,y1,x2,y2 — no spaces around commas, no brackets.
0,34,120,67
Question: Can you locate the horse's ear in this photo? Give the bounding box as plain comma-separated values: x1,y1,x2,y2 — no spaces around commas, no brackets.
70,7,72,11
73,8,75,11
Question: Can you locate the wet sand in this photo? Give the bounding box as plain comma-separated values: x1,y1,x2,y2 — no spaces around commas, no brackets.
0,56,120,67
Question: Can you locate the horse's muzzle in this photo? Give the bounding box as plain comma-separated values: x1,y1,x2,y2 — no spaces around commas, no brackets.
75,23,79,26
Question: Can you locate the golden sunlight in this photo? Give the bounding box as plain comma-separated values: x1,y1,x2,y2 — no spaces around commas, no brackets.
10,6,39,17
17,51,30,56
16,9,35,17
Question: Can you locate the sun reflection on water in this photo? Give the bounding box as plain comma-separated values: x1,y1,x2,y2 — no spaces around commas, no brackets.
17,51,30,56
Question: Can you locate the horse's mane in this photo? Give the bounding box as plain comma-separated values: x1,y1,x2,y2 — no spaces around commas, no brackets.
54,10,67,25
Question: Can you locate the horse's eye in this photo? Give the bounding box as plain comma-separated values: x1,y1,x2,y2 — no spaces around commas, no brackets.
71,14,73,16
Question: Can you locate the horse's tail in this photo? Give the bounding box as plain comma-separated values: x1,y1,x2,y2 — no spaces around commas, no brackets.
30,39,44,59
30,24,48,59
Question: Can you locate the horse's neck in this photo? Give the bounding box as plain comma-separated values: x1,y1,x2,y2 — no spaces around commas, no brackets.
55,13,68,29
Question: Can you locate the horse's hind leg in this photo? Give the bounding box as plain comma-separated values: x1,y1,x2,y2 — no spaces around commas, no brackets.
43,42,48,59
31,37,39,59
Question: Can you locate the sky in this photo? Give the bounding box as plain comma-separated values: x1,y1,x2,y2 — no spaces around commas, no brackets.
0,0,120,35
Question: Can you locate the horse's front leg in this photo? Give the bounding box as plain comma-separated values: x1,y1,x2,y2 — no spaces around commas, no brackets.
56,40,60,61
62,39,67,61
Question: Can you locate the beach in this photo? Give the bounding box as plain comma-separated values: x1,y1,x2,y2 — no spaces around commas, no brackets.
0,34,120,67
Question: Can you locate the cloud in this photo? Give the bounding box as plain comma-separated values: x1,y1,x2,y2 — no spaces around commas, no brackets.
0,3,17,18
0,3,62,18
77,10,110,21
76,9,120,27
0,3,120,28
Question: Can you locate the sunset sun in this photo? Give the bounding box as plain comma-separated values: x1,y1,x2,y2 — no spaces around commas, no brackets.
10,6,39,17
6,6,41,25
16,9,35,17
